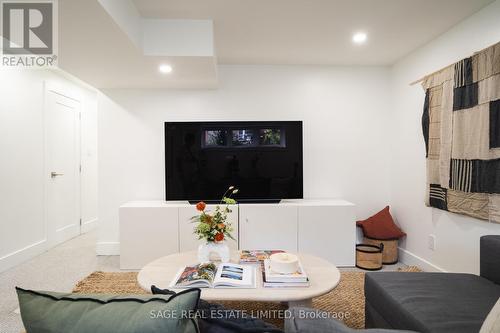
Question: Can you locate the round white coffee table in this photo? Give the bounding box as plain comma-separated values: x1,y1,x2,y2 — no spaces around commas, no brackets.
137,251,340,307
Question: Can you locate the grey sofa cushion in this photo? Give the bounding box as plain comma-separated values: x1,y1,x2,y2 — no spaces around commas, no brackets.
365,272,500,333
17,287,200,333
285,307,417,333
365,300,394,329
481,236,500,285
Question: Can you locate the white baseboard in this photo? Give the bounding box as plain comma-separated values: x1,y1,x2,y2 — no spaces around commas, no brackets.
81,218,98,233
0,239,47,273
96,241,120,255
398,247,446,272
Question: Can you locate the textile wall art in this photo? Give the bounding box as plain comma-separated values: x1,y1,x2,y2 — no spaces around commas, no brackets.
422,41,500,222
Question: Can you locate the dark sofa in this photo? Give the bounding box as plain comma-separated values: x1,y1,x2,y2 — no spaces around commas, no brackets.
364,235,500,333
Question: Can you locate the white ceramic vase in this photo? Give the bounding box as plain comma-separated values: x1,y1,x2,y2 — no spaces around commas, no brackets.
197,241,230,263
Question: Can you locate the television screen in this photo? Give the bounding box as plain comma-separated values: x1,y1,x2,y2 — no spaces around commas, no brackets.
165,121,303,202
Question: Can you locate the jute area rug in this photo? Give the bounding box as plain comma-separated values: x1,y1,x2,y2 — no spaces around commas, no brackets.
73,267,421,329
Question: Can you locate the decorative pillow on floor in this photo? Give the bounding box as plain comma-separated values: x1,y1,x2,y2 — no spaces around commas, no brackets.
356,206,406,240
16,287,200,333
480,298,500,333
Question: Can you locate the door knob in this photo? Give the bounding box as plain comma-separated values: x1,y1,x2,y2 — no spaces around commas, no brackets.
51,172,64,178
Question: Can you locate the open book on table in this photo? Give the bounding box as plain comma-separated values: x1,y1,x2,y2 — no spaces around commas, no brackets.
170,262,256,289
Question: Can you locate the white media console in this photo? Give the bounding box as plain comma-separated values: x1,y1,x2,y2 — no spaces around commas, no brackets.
119,199,356,269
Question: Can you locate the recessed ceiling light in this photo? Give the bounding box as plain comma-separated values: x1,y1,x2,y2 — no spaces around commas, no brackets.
159,64,173,74
352,32,367,44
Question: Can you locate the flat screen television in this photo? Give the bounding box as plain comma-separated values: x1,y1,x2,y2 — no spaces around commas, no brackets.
165,121,303,203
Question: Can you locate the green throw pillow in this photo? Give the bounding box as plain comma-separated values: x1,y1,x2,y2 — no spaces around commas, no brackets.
16,287,200,333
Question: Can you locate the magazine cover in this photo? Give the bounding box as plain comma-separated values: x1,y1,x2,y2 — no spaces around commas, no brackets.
174,263,217,287
239,250,285,263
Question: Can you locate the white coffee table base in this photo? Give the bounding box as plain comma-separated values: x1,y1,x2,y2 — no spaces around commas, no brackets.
288,298,313,308
137,251,340,306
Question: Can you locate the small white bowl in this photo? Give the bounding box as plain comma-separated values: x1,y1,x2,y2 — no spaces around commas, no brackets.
269,253,299,274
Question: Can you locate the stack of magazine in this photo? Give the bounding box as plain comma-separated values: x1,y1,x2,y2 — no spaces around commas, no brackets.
239,250,285,264
262,259,309,288
240,250,310,288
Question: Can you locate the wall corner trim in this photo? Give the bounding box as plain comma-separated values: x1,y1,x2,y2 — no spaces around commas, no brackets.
398,247,447,272
81,218,98,234
96,241,120,256
0,239,47,273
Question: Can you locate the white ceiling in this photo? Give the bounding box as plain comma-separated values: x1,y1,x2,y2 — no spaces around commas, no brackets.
58,0,494,89
133,0,494,65
58,0,218,89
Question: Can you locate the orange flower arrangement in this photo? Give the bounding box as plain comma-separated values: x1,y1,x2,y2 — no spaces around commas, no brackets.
192,186,238,243
196,201,206,212
214,233,224,242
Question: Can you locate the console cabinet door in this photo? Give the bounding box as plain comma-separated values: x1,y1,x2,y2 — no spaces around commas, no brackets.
239,205,298,252
178,204,239,252
120,206,179,269
298,205,355,266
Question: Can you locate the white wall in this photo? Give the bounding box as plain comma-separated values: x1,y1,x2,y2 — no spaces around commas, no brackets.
98,0,500,269
0,68,98,272
390,0,500,273
81,86,99,232
97,65,391,253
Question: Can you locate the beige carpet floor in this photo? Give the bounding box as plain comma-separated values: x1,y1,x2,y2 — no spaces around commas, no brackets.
73,267,421,329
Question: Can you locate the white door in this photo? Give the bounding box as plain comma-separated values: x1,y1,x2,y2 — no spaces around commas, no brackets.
239,204,298,252
45,88,81,247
